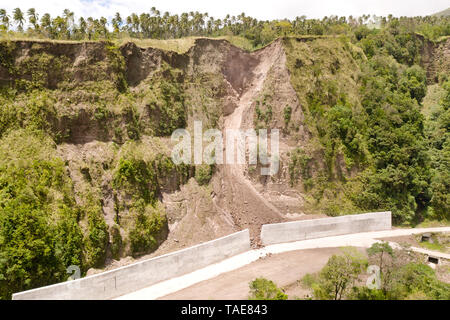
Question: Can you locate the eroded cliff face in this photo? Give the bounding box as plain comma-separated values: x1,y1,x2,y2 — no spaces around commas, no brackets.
0,41,123,87
4,34,437,271
0,37,362,271
115,38,316,248
420,36,450,83
0,38,297,270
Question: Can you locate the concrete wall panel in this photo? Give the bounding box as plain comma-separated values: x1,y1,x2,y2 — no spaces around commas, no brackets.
261,212,391,245
12,229,251,300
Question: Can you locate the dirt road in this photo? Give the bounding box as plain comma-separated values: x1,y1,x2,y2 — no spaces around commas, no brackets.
160,247,349,300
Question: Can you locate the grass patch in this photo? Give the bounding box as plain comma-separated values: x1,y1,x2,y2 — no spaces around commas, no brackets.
417,233,449,253
419,241,447,252
115,36,197,54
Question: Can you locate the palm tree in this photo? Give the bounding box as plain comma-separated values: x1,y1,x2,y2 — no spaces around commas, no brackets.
139,13,150,37
52,15,68,39
207,16,213,35
131,13,140,34
41,13,52,37
0,9,10,31
63,9,74,37
111,12,122,35
214,19,222,33
13,8,25,32
77,17,87,39
99,17,108,38
27,8,39,31
86,17,94,40
180,12,189,37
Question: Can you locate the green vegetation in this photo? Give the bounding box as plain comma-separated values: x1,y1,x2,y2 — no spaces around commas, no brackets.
248,278,288,300
254,98,273,127
283,105,292,127
302,244,450,300
301,248,367,300
0,131,81,299
110,224,122,260
357,242,450,300
127,200,166,257
0,41,137,143
284,37,368,215
142,65,186,136
113,157,159,205
195,164,213,186
112,154,190,257
352,55,431,224
424,80,450,221
350,262,450,300
0,35,195,298
83,205,109,268
288,148,312,188
417,233,449,253
284,19,449,224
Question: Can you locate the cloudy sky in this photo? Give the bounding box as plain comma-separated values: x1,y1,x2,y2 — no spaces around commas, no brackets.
0,0,448,21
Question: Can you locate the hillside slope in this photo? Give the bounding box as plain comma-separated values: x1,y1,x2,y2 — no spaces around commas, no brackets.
432,8,450,17
0,34,449,297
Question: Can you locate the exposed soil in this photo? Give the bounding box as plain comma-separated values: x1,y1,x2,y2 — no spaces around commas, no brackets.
5,38,328,272
216,41,285,246
211,39,324,247
85,38,327,271
141,179,236,258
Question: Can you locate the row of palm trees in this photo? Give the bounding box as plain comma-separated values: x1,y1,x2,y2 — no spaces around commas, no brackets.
0,8,106,40
0,7,448,44
0,7,259,40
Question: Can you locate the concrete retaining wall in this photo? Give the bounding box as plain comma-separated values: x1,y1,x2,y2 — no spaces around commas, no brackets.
261,211,391,245
12,229,251,300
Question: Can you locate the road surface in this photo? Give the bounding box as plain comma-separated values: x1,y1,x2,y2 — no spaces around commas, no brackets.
116,226,450,300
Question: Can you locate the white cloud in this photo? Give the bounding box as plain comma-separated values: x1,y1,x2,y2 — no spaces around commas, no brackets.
0,0,448,24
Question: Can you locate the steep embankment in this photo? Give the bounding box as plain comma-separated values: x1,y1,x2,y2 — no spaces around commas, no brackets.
116,38,328,251
211,39,331,245
3,35,446,295
0,37,366,281
217,40,285,245
0,38,305,281
420,35,450,83
0,40,191,287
